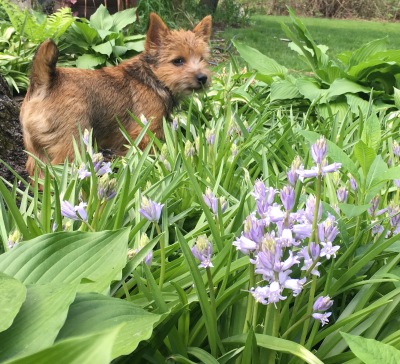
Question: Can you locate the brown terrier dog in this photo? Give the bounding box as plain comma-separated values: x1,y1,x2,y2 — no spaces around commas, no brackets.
20,13,212,176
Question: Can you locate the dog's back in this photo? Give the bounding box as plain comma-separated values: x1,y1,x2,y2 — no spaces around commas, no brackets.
20,13,212,178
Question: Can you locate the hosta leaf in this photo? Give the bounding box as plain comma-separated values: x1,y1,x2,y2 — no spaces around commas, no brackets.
92,41,113,56
393,87,400,109
89,4,113,31
296,78,327,102
76,53,106,69
0,273,26,333
365,155,389,202
57,293,161,358
5,328,120,364
0,282,78,362
346,93,372,116
232,40,287,77
111,7,137,32
326,78,371,100
125,40,145,52
361,114,381,151
346,38,387,69
0,229,129,293
270,79,302,101
338,203,371,218
341,332,400,364
353,140,377,177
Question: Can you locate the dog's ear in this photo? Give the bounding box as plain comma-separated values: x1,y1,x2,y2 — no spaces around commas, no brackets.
193,15,212,42
146,13,170,50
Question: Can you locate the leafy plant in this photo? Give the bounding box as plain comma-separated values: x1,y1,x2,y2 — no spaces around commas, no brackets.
62,5,144,69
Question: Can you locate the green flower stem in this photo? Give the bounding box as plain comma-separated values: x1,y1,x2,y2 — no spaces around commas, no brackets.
300,274,317,346
311,173,322,244
263,303,280,364
243,263,256,333
155,222,165,289
281,314,310,339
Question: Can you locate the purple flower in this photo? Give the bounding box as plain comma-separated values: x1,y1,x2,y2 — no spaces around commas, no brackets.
368,196,387,218
395,180,400,189
318,214,339,243
336,187,348,203
313,296,333,311
139,196,164,222
172,118,178,131
348,174,358,191
243,213,265,243
233,235,258,255
283,277,306,296
185,141,195,157
320,241,340,260
305,195,322,223
287,156,302,186
203,187,218,214
393,140,400,157
205,128,215,145
98,174,117,202
311,136,327,164
192,235,213,268
388,203,400,233
312,312,331,326
292,223,312,240
253,179,267,201
280,185,295,211
61,201,88,222
77,164,92,179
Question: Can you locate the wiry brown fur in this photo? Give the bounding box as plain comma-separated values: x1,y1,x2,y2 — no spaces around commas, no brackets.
20,13,212,176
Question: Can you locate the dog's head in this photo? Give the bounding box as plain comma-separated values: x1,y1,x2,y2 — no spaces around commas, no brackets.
144,13,212,97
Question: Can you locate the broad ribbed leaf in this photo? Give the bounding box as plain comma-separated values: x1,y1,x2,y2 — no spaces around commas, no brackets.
0,282,78,362
296,78,327,102
346,38,387,69
5,328,120,364
0,229,129,293
90,4,113,31
365,156,389,202
0,273,26,333
346,94,372,116
361,114,381,151
270,79,302,101
233,41,287,77
92,41,113,56
394,87,400,109
76,54,106,69
56,293,161,358
342,332,400,364
338,203,371,218
353,140,377,177
111,7,137,32
326,78,371,99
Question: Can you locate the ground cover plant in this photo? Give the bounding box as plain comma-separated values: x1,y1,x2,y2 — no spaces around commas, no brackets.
1,7,400,364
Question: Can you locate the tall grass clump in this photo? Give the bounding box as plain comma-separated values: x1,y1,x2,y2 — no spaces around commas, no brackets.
0,10,400,364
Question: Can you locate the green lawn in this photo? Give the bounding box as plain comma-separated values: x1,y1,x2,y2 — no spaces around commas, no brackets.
221,15,400,70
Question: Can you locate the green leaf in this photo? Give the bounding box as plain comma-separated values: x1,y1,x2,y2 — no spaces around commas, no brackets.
270,79,302,101
0,281,78,362
338,203,371,218
346,94,372,116
111,7,137,32
353,140,377,177
0,273,26,333
76,54,106,69
56,293,160,358
346,38,388,69
232,40,287,77
296,78,327,102
224,333,323,364
0,229,129,293
89,4,113,31
92,41,113,56
394,87,400,109
5,328,121,364
326,78,371,100
341,332,400,364
361,114,381,151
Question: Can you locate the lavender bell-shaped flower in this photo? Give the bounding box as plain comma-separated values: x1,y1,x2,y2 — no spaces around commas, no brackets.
139,196,164,222
312,295,334,326
191,235,213,268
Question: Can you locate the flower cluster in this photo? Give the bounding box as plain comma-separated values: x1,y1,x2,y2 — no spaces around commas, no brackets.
233,137,341,327
61,201,88,222
203,187,228,215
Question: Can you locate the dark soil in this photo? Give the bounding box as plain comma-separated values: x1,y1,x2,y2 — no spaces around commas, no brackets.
0,76,28,185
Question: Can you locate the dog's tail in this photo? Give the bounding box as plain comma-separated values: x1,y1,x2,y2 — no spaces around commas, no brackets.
28,39,58,96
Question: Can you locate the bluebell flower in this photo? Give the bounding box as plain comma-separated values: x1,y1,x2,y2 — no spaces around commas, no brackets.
191,235,213,268
139,196,164,222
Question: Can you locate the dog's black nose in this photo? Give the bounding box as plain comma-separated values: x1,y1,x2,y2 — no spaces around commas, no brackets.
196,73,208,85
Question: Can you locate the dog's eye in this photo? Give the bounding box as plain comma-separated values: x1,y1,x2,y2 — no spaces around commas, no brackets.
172,58,185,66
